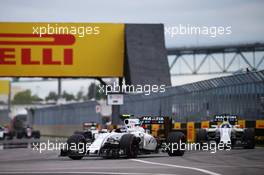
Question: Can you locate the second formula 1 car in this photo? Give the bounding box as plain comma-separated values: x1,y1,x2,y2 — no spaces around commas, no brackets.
196,115,255,149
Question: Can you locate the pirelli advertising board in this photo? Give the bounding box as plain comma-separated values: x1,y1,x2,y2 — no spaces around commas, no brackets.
0,80,10,95
0,22,124,77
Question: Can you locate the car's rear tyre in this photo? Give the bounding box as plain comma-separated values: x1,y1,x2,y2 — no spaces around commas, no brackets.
166,132,186,156
244,128,255,149
120,134,139,158
67,134,86,160
196,129,207,143
16,131,24,139
195,129,208,149
32,131,41,139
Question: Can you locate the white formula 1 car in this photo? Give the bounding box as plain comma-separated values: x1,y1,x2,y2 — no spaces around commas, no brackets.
196,115,255,149
0,126,4,140
61,118,186,160
0,126,14,140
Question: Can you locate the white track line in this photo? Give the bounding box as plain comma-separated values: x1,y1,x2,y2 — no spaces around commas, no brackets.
0,172,175,175
131,159,222,175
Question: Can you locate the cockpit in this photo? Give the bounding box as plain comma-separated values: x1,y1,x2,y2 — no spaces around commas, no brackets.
114,126,127,133
220,123,231,128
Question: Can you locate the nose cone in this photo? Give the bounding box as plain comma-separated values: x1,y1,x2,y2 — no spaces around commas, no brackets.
220,128,231,144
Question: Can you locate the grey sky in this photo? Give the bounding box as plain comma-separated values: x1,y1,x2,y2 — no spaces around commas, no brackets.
0,0,263,47
0,0,263,98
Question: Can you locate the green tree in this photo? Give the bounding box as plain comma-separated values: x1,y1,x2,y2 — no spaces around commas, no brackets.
87,83,106,100
62,91,75,101
96,85,106,100
31,95,42,102
76,89,85,101
13,90,42,104
87,83,96,100
45,91,59,101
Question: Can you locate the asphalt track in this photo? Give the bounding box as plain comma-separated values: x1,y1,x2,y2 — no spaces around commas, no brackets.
0,140,263,175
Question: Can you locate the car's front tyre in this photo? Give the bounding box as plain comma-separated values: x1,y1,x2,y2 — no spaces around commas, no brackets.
166,132,186,156
119,134,139,158
67,134,86,160
243,128,255,149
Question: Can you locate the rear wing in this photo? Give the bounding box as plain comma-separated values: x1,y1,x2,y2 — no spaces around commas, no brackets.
140,116,165,124
214,114,238,124
120,115,166,125
83,122,97,130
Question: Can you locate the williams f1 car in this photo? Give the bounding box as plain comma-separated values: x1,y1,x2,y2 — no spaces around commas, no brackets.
61,118,186,160
196,115,255,149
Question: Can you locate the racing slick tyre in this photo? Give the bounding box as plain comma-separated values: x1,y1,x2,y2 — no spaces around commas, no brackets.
166,132,186,156
32,131,41,139
67,134,86,160
196,129,208,149
119,134,139,158
196,129,207,143
243,128,255,149
16,131,24,139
